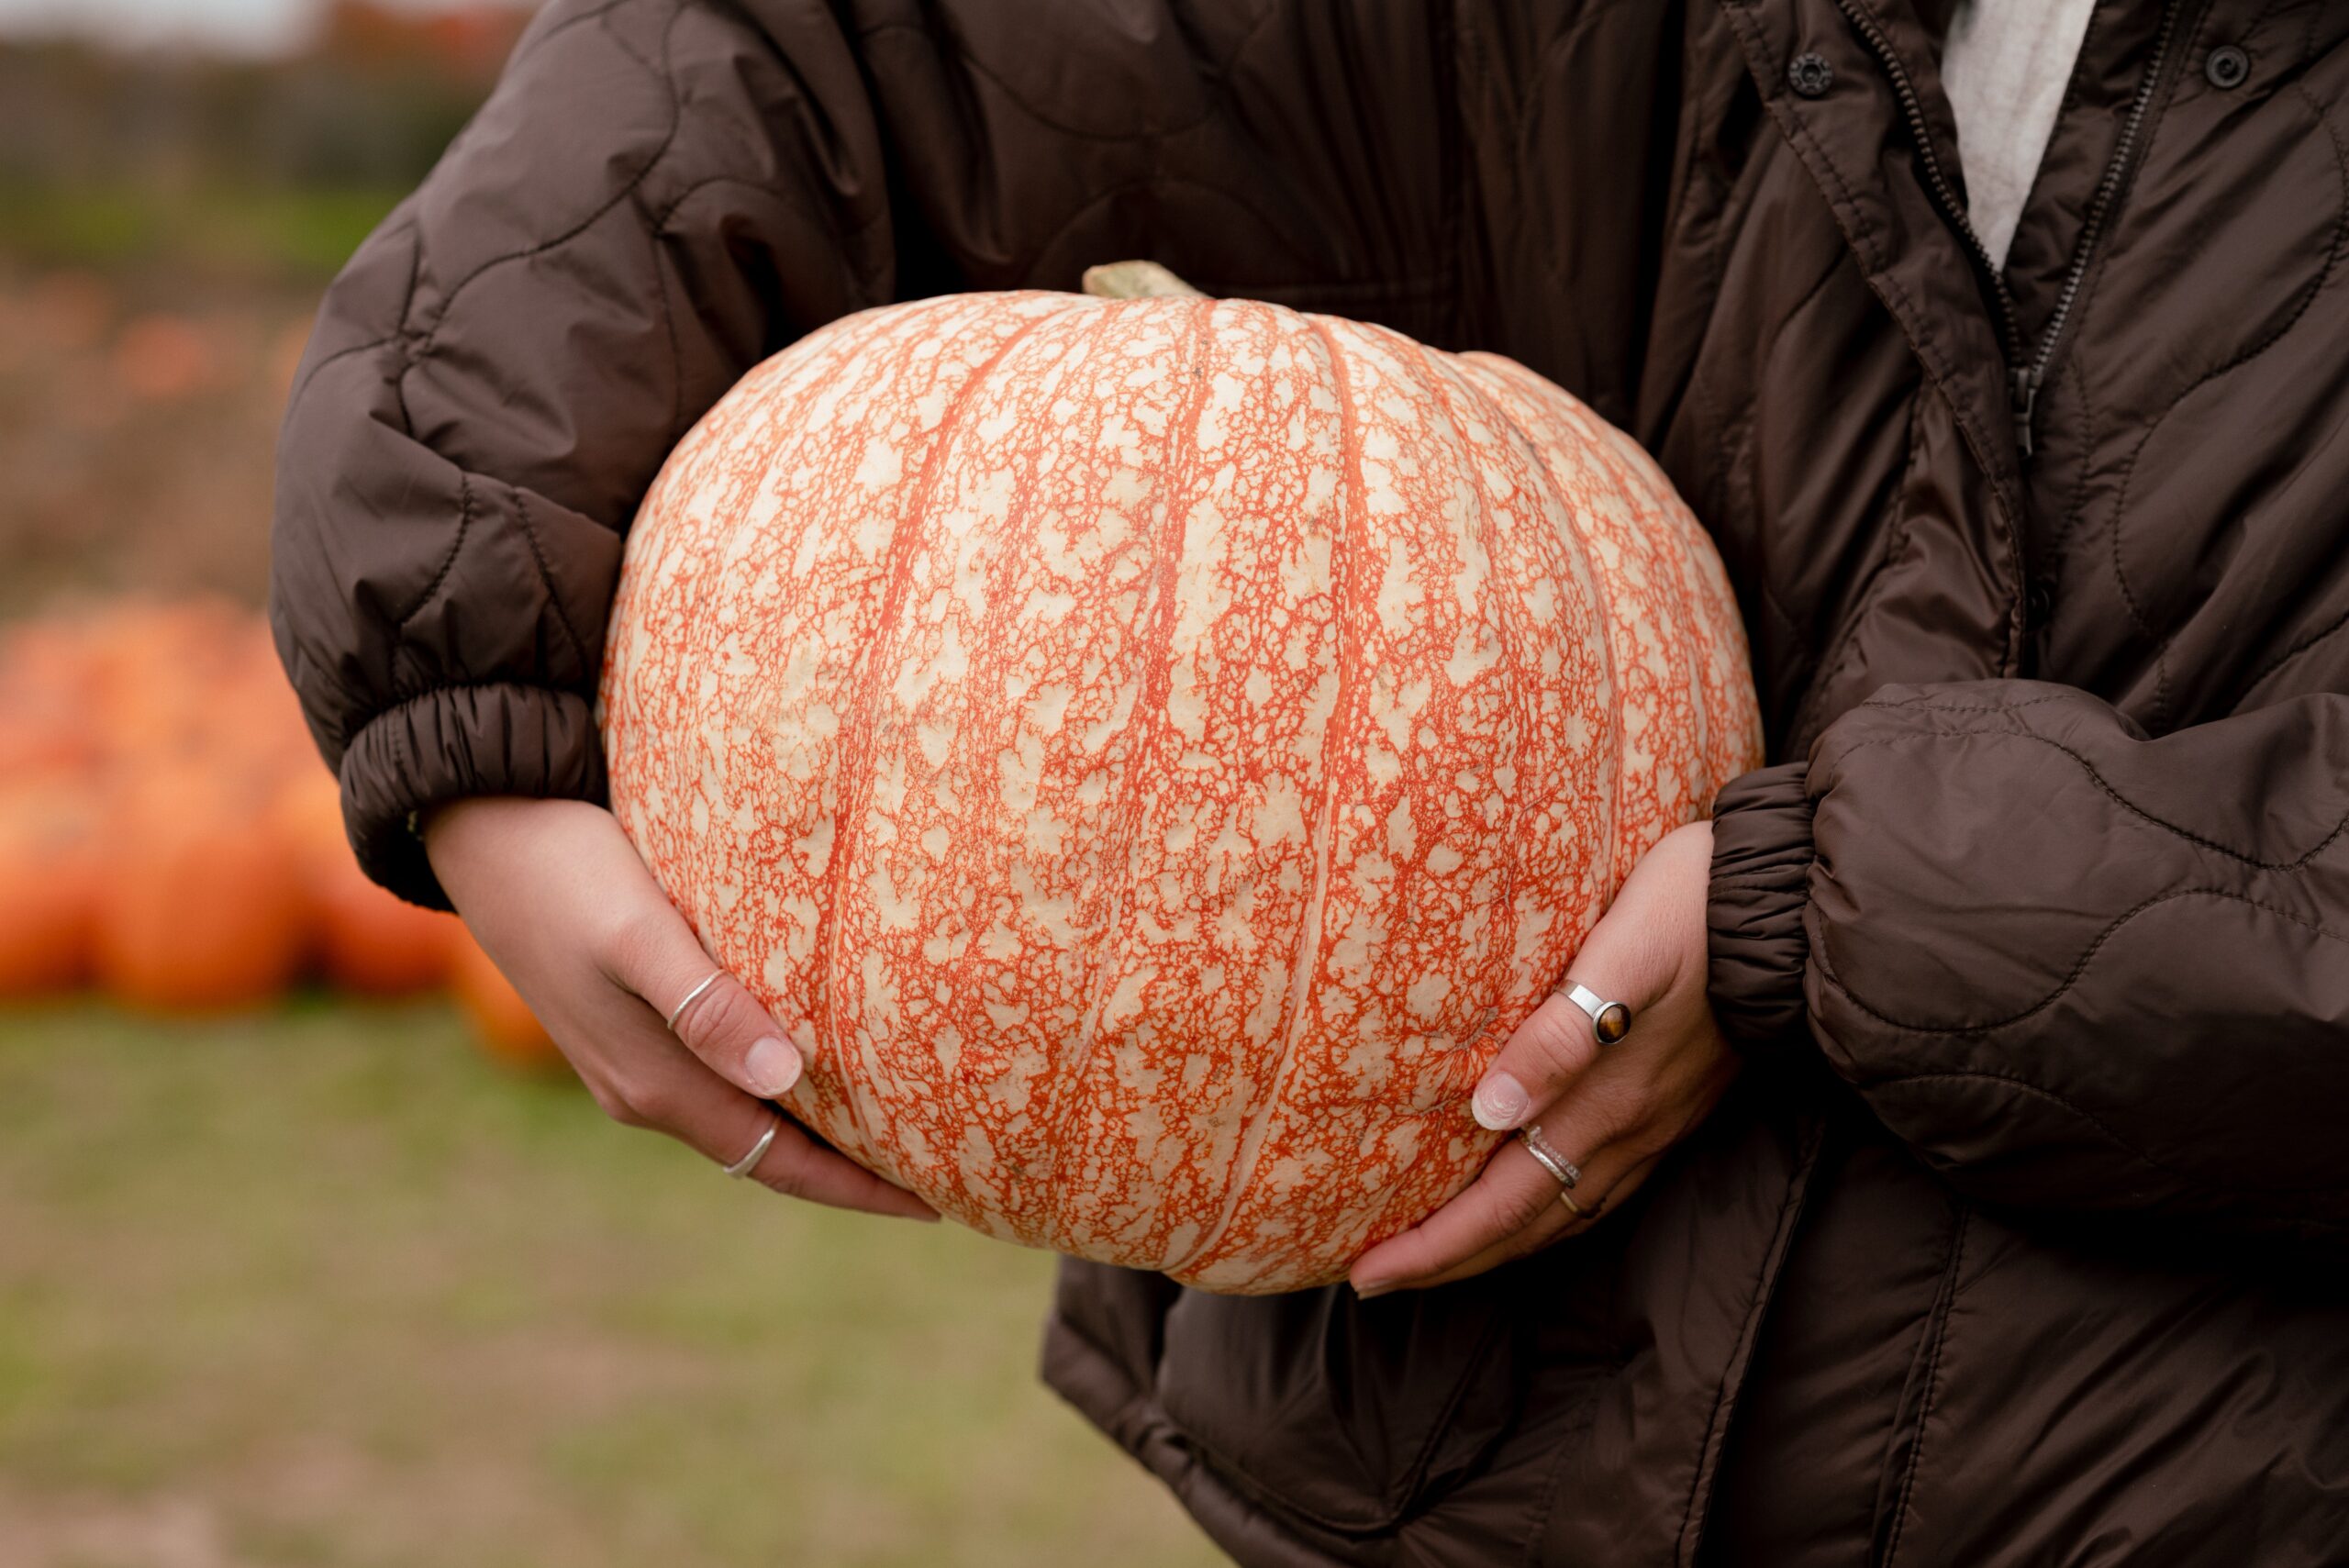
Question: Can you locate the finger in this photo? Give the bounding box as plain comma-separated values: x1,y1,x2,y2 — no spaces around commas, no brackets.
1379,1148,1666,1295
605,1027,936,1220
738,1107,941,1220
1469,899,1681,1133
1353,1059,1663,1296
1349,1136,1602,1295
603,904,812,1101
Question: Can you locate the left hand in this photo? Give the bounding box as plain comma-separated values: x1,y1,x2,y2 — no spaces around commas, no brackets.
1349,820,1739,1297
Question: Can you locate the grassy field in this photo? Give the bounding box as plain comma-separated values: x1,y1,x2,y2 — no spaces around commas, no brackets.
0,181,406,285
0,1002,1222,1568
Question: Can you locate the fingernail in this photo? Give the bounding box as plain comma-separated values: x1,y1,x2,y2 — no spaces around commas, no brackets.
1472,1071,1531,1131
1353,1278,1397,1301
745,1036,801,1096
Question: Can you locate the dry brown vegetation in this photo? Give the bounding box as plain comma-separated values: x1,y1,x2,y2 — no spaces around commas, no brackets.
0,263,308,617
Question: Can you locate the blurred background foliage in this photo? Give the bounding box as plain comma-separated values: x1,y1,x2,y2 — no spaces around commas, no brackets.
0,5,1219,1562
0,2,527,615
0,3,519,276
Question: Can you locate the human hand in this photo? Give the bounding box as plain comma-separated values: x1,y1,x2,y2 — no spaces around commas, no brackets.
1349,820,1735,1296
424,796,934,1218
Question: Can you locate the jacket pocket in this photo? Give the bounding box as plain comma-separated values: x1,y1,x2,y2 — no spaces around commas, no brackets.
1869,1206,1971,1568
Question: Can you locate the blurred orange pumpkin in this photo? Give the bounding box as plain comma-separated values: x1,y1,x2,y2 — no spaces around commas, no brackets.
0,788,105,995
2,596,582,1061
114,313,217,402
88,599,278,768
0,618,106,778
279,772,461,994
448,932,566,1071
94,772,309,1012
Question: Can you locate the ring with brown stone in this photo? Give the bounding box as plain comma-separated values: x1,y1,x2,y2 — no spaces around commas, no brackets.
1559,981,1633,1047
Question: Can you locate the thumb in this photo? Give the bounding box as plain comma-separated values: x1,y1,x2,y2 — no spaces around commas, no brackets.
610,907,813,1100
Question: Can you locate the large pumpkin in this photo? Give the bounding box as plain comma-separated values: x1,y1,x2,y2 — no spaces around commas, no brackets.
601,290,1762,1293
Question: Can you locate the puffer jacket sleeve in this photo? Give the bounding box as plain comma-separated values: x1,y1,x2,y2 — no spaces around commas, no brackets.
272,0,1477,908
1707,682,2349,1242
271,0,903,908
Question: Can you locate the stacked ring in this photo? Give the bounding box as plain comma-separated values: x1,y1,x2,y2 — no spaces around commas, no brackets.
1519,1123,1582,1191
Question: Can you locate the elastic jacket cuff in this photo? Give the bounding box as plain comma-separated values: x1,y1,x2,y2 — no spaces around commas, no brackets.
1706,761,1816,1058
338,682,608,909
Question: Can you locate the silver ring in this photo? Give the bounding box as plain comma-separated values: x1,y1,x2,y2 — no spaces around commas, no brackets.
1561,981,1633,1046
722,1115,781,1179
1519,1123,1582,1190
665,970,725,1032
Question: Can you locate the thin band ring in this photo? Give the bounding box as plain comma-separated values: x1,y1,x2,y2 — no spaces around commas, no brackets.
722,1115,781,1179
1560,981,1633,1046
1519,1123,1582,1190
665,971,725,1032
1561,1191,1586,1218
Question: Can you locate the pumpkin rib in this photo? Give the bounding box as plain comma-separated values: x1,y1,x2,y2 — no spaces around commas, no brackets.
1478,358,1630,920
709,296,986,1173
1467,350,1723,878
1559,384,1720,829
1575,373,1756,828
1556,374,1714,873
1164,307,1369,1280
813,296,1077,1173
1419,345,1540,989
1321,342,1547,1261
1036,295,1222,1262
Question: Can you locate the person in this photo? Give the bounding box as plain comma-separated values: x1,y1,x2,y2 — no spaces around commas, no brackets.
271,0,2349,1562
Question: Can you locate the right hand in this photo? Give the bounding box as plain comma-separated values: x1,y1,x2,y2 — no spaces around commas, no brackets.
424,795,935,1219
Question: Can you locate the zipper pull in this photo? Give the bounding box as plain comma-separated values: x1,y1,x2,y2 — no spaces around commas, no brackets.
2010,366,2039,460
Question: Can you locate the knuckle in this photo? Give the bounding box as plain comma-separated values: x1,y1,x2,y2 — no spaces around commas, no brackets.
1579,1078,1650,1143
1523,1007,1598,1084
1608,1131,1658,1170
586,1077,646,1128
606,1070,681,1131
1495,1175,1557,1234
1620,1118,1678,1163
682,982,764,1054
754,1138,815,1200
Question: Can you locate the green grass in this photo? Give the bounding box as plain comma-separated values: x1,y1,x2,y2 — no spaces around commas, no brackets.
0,180,405,283
0,1000,1221,1567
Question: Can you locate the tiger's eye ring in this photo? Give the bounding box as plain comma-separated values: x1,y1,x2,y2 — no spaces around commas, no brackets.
1559,982,1633,1046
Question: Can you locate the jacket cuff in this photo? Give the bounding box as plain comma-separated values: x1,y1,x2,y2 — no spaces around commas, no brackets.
338,682,608,909
1706,761,1816,1058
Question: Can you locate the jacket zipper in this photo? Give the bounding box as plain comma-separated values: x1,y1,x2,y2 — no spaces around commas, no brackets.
2009,0,2186,457
1831,1,2026,364
1833,0,2185,459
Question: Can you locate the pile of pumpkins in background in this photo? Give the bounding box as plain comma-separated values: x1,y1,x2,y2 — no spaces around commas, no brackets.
0,597,562,1069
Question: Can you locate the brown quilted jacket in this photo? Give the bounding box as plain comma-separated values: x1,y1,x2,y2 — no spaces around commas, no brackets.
272,1,2349,1562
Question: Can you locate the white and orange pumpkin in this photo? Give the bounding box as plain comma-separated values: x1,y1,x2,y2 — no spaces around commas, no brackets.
600,287,1761,1292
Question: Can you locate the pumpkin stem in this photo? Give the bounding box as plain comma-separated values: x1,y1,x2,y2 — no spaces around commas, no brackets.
1080,261,1207,300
